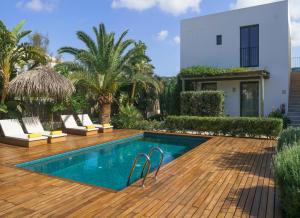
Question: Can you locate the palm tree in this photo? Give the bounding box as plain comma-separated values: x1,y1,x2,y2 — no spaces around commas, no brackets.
127,41,161,104
0,20,46,104
58,23,142,124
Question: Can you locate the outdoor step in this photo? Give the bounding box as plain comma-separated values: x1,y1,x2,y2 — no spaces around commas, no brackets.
288,108,300,112
290,120,300,124
289,101,300,108
288,102,300,105
289,97,300,101
289,89,300,92
288,104,300,107
288,112,300,116
291,122,300,126
288,117,300,122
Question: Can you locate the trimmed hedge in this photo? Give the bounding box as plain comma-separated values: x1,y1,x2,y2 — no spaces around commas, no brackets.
277,127,300,151
180,91,224,116
165,116,283,138
179,65,250,78
273,145,300,217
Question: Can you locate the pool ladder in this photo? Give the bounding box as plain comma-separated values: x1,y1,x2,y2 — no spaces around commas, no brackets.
127,147,164,188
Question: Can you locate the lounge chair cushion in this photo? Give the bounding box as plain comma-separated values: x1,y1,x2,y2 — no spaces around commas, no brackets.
28,133,42,138
50,130,63,135
43,131,67,138
0,119,26,137
22,117,44,134
0,119,47,141
23,117,67,138
61,115,98,132
78,114,103,128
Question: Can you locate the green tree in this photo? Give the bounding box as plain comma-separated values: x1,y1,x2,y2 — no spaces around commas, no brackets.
29,32,49,53
0,20,46,104
127,41,161,104
58,23,142,124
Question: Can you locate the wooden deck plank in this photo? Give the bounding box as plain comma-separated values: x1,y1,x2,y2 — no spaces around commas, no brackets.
0,130,282,217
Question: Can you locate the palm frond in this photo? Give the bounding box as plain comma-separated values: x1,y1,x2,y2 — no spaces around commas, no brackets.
77,31,98,55
11,20,26,36
16,30,31,43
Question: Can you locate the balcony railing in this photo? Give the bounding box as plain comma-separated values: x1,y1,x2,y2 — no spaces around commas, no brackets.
292,57,300,71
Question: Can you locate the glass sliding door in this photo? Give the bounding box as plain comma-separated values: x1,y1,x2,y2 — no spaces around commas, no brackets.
240,82,259,117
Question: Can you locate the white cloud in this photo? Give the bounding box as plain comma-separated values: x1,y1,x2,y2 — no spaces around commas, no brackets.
159,0,201,16
16,0,56,12
231,0,300,47
111,0,156,11
173,36,180,44
157,30,168,41
111,0,202,16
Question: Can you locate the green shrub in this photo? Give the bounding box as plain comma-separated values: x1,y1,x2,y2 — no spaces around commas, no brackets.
273,145,300,217
112,105,163,130
180,91,224,116
165,116,283,138
112,104,143,129
268,109,290,129
134,120,162,130
277,127,300,151
179,65,250,78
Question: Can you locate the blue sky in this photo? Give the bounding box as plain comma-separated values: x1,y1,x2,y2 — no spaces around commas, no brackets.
1,0,300,76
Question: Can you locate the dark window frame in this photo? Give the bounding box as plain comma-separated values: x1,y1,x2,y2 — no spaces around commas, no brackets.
216,35,222,45
201,82,217,91
240,81,259,117
240,24,259,67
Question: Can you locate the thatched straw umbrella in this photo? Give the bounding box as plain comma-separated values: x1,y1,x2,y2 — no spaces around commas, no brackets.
8,66,75,99
8,66,75,129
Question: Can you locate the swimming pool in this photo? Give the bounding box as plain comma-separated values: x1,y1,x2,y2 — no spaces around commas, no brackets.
16,133,207,191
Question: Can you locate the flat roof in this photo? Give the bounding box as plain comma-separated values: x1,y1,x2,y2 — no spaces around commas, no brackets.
181,0,287,23
180,70,270,81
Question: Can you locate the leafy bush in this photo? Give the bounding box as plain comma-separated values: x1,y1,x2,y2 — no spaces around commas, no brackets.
112,104,143,129
268,109,290,129
179,65,250,78
148,114,165,121
273,145,300,217
159,77,181,116
112,104,163,130
180,91,224,117
165,116,283,138
133,120,162,130
277,127,300,151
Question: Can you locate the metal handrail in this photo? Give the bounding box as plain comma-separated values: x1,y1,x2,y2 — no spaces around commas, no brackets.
141,147,164,180
127,153,151,188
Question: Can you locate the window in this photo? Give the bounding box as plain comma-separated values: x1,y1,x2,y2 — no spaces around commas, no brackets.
216,35,222,45
240,25,259,67
202,83,217,91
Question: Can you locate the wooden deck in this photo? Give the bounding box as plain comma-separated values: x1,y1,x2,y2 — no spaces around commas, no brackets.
0,130,282,217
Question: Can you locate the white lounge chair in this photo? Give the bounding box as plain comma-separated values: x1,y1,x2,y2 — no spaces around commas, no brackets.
22,117,67,144
0,119,47,147
61,115,98,136
77,114,113,133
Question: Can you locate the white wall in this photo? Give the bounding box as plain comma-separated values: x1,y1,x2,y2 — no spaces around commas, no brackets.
181,1,291,116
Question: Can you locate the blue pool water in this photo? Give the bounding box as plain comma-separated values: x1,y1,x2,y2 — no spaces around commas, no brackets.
16,133,207,190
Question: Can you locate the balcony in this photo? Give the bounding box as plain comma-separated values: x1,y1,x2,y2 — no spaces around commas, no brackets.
292,57,300,71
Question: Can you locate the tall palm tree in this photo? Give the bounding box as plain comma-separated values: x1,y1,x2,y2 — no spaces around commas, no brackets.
0,20,46,104
127,41,161,104
58,23,142,124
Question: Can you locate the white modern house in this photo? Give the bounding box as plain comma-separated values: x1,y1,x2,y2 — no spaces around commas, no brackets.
180,1,292,118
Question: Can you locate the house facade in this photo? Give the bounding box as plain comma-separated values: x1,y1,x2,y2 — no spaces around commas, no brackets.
180,1,291,117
